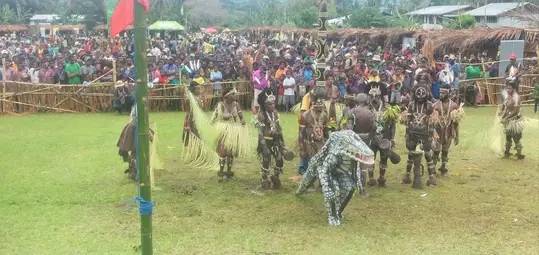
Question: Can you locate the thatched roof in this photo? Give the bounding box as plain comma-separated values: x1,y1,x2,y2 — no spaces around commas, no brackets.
238,27,539,57
55,24,85,31
0,24,29,32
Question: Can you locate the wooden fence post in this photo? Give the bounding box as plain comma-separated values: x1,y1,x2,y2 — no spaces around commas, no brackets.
112,59,117,84
1,57,6,113
481,59,489,105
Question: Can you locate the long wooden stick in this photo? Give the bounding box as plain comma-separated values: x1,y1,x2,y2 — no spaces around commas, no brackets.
0,99,75,112
1,86,56,99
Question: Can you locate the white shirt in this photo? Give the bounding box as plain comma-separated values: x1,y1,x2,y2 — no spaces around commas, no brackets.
151,47,161,57
29,68,40,84
283,77,296,96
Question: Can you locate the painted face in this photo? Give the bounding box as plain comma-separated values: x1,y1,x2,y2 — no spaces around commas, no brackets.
265,101,275,112
440,88,449,100
224,93,236,103
506,85,514,95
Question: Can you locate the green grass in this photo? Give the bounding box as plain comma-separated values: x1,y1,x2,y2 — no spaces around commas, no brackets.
1,108,538,255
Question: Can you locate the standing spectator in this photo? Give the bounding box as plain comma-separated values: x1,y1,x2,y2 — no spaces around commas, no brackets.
210,63,223,107
64,55,81,85
29,63,40,84
303,62,314,92
80,60,90,82
252,66,269,113
38,62,48,84
283,69,296,112
448,54,460,89
163,58,178,84
122,59,136,82
389,67,404,104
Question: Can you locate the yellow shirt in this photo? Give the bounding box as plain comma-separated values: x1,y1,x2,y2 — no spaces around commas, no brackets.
368,74,380,83
193,77,205,85
203,42,214,54
298,92,311,124
275,68,286,81
300,92,311,112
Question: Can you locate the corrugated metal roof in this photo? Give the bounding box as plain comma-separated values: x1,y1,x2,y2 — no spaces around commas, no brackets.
406,5,470,16
30,14,60,21
465,2,530,16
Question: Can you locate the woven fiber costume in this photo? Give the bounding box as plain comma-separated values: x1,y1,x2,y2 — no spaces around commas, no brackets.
402,83,437,189
432,85,463,175
296,130,374,226
211,87,246,181
182,88,256,177
500,83,525,159
256,89,287,189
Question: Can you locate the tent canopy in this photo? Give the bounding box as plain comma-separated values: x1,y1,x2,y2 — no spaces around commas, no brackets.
148,21,184,31
204,27,218,33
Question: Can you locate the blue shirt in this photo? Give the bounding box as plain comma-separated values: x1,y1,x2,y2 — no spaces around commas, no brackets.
431,81,440,99
303,69,313,81
450,63,460,78
164,64,178,76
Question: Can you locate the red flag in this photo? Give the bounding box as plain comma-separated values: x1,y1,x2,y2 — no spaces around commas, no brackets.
110,0,150,37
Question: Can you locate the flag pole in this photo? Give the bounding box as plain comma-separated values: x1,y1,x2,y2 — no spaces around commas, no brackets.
133,0,153,254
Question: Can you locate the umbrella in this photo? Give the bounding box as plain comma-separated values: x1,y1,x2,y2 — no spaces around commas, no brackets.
148,21,185,31
204,27,218,33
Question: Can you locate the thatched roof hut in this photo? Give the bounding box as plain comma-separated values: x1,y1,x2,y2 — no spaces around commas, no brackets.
0,24,29,33
238,27,539,57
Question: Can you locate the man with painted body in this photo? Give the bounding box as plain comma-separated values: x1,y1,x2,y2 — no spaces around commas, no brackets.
432,85,461,175
402,83,437,188
500,82,525,160
256,89,286,189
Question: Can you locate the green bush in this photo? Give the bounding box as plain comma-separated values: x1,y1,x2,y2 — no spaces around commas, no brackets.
446,14,476,29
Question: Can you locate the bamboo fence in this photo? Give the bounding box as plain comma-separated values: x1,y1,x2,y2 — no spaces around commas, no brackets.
0,80,252,113
0,75,536,114
459,74,538,105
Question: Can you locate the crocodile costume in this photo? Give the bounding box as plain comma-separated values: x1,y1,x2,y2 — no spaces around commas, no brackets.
402,83,437,189
296,130,374,226
256,89,286,189
432,85,462,175
500,83,525,159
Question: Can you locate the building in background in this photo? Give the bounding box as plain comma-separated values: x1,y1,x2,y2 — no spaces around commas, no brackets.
406,5,471,30
464,2,539,28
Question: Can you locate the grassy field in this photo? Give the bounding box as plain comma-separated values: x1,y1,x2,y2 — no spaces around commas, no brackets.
1,107,538,255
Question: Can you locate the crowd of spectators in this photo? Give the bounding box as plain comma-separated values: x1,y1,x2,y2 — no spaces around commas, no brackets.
1,31,537,108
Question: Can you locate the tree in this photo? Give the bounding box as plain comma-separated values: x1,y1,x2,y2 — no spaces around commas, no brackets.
0,4,15,24
348,7,389,28
293,6,318,28
445,14,476,29
149,0,184,24
184,0,227,29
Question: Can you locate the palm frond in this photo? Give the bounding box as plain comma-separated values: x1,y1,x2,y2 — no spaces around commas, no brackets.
182,132,220,170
